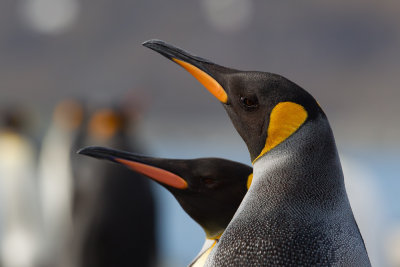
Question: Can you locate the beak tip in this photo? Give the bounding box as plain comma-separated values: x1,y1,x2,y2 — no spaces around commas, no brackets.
142,39,164,48
76,146,103,158
142,40,152,47
142,39,174,60
76,147,88,155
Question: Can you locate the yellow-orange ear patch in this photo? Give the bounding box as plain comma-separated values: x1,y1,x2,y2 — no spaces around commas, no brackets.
172,58,228,103
253,102,308,164
246,173,253,190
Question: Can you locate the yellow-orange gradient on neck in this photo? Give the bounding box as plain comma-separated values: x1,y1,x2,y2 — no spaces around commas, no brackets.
247,173,253,190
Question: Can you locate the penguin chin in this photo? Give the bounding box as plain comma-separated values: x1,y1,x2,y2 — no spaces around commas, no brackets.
223,106,267,162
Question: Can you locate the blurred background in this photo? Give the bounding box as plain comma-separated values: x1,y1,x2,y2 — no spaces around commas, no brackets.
0,0,399,266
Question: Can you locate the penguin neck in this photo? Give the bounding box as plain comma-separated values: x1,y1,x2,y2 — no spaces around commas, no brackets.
251,114,348,214
171,193,226,239
190,236,219,267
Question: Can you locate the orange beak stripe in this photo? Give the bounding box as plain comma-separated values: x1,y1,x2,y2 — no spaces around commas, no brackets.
115,158,188,189
172,58,228,103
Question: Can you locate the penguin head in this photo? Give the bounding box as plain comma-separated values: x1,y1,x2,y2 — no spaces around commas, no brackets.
53,99,84,132
87,107,128,142
78,146,251,238
143,40,324,163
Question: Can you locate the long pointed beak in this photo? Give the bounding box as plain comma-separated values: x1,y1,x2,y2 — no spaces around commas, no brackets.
77,146,188,189
143,39,229,104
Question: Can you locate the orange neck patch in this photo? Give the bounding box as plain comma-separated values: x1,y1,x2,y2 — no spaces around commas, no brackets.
246,173,253,190
253,102,308,164
172,58,228,103
192,239,218,267
208,232,222,240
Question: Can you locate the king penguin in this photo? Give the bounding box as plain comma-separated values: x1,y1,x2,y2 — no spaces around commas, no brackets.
0,108,42,267
72,106,156,267
78,146,252,266
37,99,84,267
143,40,371,266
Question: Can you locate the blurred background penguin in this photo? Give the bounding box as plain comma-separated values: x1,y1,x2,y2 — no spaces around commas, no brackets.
37,99,84,267
35,97,157,267
72,99,157,267
0,107,41,267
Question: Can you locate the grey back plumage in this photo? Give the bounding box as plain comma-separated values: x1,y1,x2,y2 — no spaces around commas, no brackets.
206,114,370,266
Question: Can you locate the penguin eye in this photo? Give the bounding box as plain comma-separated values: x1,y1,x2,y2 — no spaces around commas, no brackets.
202,178,214,185
239,95,259,110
